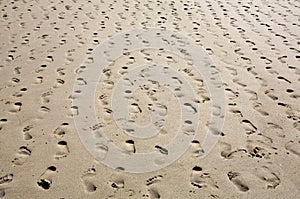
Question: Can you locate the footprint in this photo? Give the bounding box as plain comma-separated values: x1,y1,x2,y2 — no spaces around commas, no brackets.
227,171,249,192
225,87,239,100
263,122,285,138
22,125,33,140
285,140,300,157
191,140,205,157
39,106,50,113
0,173,13,197
97,93,108,105
54,141,70,159
12,146,31,166
9,102,22,113
70,90,83,100
12,90,23,98
0,119,8,131
293,121,300,132
152,103,167,117
183,102,198,113
11,77,20,84
34,76,43,84
278,55,287,63
14,66,22,75
146,175,163,186
53,79,65,88
0,174,13,185
265,66,279,75
148,188,161,199
246,138,275,159
56,68,65,76
245,89,258,100
254,166,280,189
252,102,269,116
154,145,168,155
264,89,278,100
53,123,69,138
255,77,268,87
232,78,247,87
109,176,125,189
241,119,257,134
277,76,291,84
219,142,247,159
229,108,243,117
95,143,108,160
35,64,47,73
190,166,218,189
81,168,97,192
41,90,53,103
68,106,79,117
37,166,57,190
146,175,163,199
124,140,136,153
76,77,87,85
225,66,237,76
46,55,54,62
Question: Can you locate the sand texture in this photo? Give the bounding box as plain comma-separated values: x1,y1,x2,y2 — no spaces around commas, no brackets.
0,0,300,198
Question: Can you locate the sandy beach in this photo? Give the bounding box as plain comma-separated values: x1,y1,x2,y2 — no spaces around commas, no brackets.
0,0,299,198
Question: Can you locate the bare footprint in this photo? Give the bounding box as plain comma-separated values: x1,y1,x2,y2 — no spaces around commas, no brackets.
241,119,257,134
0,119,8,131
53,79,65,88
191,140,205,157
246,139,274,159
81,168,97,192
9,102,22,113
254,166,280,189
54,141,70,159
190,166,218,189
252,102,269,116
245,89,258,100
0,173,13,198
263,122,285,138
68,106,79,117
219,142,247,159
146,175,163,199
264,89,278,100
227,171,249,192
285,140,300,157
232,78,247,87
22,125,33,140
12,146,31,166
34,76,43,84
53,123,69,138
41,90,53,103
39,105,50,113
37,166,57,190
148,188,161,199
124,140,136,153
109,176,125,189
146,175,163,186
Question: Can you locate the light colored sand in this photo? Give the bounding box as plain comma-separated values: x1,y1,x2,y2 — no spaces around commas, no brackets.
0,0,300,198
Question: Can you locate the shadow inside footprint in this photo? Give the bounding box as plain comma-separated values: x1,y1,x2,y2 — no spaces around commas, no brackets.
227,171,249,192
55,141,70,159
0,189,5,198
190,166,218,189
12,146,31,166
37,166,57,190
81,168,97,192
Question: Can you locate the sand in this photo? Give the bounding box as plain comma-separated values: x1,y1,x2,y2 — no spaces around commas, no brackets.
0,0,300,198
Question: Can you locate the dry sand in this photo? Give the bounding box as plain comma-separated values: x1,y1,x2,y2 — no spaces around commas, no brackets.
0,0,300,198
